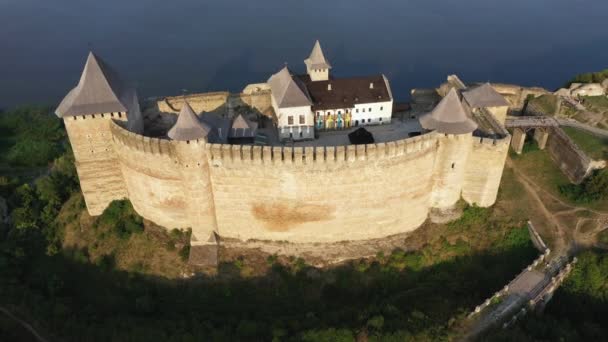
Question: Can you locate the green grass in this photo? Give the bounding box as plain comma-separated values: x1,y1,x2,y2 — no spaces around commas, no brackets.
510,144,608,211
528,94,558,115
562,126,608,160
582,96,608,112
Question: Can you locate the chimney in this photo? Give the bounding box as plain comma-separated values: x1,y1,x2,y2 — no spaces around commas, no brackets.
370,82,374,89
328,83,332,91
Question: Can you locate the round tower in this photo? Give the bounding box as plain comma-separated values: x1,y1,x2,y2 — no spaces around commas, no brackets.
168,101,219,266
420,88,478,209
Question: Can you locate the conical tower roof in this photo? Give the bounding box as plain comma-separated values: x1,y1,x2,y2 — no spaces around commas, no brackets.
462,83,509,108
229,114,258,138
419,88,477,134
304,40,331,70
232,114,257,130
56,52,129,117
167,101,211,141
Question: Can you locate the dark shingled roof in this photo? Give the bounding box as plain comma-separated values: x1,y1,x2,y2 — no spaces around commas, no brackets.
297,74,392,111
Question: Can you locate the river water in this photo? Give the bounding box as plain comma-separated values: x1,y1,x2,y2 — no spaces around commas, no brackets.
1,0,608,108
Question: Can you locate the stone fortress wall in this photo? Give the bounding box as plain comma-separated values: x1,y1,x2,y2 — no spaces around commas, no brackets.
100,113,510,246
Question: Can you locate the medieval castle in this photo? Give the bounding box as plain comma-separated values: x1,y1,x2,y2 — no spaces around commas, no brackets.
56,41,512,265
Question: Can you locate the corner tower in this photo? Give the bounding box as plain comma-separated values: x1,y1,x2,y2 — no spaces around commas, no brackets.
420,88,478,209
304,40,331,82
56,52,144,215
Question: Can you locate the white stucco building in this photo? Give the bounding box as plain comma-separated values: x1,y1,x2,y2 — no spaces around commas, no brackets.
268,40,394,141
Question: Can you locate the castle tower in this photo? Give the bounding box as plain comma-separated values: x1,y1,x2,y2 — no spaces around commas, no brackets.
304,40,331,82
168,102,219,265
420,88,478,209
56,52,144,215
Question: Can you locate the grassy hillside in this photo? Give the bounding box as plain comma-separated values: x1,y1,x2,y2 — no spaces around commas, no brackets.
562,126,608,160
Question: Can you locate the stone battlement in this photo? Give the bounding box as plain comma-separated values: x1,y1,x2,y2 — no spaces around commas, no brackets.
206,132,438,167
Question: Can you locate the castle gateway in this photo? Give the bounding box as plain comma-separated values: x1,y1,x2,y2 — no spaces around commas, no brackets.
56,43,511,264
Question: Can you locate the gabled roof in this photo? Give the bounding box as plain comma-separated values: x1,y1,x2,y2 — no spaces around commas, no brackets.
304,40,331,70
56,52,130,117
419,88,477,134
462,83,509,108
297,74,392,111
267,66,313,108
167,101,211,141
230,114,258,138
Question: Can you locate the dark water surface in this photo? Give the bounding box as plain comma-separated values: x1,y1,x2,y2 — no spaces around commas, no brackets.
1,0,608,108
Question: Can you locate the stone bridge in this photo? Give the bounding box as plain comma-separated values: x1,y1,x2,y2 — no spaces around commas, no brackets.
505,115,602,183
504,116,558,154
463,223,577,341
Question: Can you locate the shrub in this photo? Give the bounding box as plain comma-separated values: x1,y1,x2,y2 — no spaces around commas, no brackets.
97,200,144,239
179,244,190,262
0,106,65,167
559,170,608,203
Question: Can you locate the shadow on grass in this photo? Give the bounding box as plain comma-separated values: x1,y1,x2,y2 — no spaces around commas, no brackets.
1,239,537,341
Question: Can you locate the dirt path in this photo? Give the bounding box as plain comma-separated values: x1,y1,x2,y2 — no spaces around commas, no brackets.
0,307,50,342
506,158,608,252
506,159,568,253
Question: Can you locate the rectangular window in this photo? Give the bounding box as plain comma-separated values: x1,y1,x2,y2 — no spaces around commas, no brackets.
368,118,371,123
369,108,372,112
380,106,383,110
288,116,294,125
379,117,383,121
356,109,359,113
299,115,305,124
362,108,366,113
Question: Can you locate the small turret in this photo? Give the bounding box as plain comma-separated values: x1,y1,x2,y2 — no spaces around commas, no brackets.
168,101,211,141
419,88,477,135
304,40,331,82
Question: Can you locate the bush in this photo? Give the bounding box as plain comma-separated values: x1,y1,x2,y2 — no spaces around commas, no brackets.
0,106,65,167
97,200,144,239
301,328,355,342
179,244,190,262
566,69,608,87
559,170,608,203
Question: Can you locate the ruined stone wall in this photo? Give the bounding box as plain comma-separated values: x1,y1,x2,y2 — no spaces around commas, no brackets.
64,114,129,215
489,84,550,111
463,136,511,206
157,90,273,118
546,127,594,183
